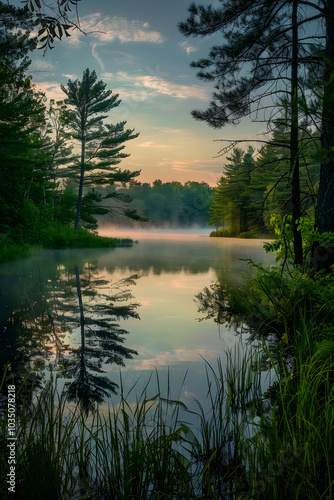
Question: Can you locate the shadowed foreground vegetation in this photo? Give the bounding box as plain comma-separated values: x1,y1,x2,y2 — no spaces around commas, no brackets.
1,309,333,499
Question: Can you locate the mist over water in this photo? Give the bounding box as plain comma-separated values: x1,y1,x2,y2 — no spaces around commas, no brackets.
0,230,275,413
98,224,213,240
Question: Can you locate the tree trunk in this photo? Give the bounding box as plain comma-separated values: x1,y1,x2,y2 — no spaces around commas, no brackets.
74,135,85,233
291,0,303,266
75,264,85,352
313,0,334,272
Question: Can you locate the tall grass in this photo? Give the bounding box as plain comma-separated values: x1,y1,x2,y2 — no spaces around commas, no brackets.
243,308,334,499
0,377,80,499
1,319,333,499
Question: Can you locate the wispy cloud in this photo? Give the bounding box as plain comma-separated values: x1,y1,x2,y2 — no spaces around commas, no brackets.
102,71,209,100
152,127,182,134
92,43,106,71
62,73,78,80
137,141,176,149
170,159,223,173
179,40,198,55
68,13,164,45
135,75,208,99
30,58,54,74
34,81,65,102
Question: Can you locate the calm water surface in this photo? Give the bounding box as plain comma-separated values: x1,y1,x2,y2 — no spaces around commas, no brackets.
0,230,274,412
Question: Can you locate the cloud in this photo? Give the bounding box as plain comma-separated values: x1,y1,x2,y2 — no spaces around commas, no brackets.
103,71,209,101
92,42,105,71
136,141,176,149
179,40,198,55
170,159,223,173
29,59,54,74
34,81,65,102
68,13,164,45
135,75,208,99
152,127,182,134
62,73,78,80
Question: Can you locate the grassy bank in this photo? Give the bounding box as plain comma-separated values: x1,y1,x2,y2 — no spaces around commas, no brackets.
0,227,133,263
1,318,333,499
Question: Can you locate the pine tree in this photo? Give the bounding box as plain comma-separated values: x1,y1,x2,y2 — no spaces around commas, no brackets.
61,69,140,232
0,1,46,241
179,0,327,266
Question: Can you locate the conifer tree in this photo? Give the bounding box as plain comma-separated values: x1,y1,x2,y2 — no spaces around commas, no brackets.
0,1,46,240
61,69,140,232
179,0,328,266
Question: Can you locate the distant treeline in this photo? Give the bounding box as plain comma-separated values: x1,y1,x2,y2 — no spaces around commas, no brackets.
98,180,213,227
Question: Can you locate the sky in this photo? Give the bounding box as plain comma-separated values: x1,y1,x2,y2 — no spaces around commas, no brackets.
24,0,264,186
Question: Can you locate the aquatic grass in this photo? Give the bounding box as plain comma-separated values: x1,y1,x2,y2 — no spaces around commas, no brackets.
17,382,82,499
243,314,334,499
185,345,268,498
0,377,81,499
81,369,195,499
1,318,333,499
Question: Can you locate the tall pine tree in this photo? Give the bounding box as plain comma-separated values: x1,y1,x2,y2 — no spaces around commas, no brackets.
61,69,140,232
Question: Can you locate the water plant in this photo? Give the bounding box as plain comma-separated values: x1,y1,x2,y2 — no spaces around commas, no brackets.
1,320,333,499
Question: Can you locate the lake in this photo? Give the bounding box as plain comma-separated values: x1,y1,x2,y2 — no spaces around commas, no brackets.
0,230,275,413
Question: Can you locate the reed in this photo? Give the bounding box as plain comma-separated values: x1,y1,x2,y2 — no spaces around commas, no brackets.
0,315,333,499
243,309,334,499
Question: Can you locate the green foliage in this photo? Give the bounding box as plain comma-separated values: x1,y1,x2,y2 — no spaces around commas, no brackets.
0,5,47,240
22,0,82,51
40,225,119,249
0,238,30,262
208,130,319,240
208,147,263,237
210,227,230,237
179,1,322,132
263,213,334,271
239,230,259,239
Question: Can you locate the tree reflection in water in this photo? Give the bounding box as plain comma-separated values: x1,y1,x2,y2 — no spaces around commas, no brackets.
59,264,140,412
0,258,140,413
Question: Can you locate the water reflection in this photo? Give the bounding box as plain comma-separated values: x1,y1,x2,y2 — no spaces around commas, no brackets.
0,256,140,410
60,264,140,411
0,235,274,411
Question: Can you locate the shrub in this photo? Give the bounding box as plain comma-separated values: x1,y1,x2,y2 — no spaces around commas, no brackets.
0,237,30,262
40,225,120,249
210,227,230,237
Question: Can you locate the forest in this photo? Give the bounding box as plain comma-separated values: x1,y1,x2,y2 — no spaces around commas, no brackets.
98,180,213,227
0,2,145,259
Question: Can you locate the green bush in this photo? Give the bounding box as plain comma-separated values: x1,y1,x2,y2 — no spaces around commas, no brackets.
41,224,119,249
210,228,261,238
0,237,30,262
239,229,259,239
210,227,230,237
